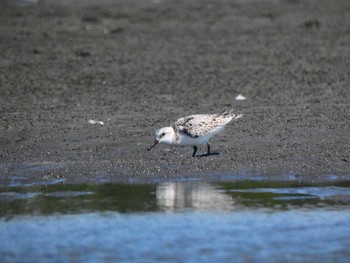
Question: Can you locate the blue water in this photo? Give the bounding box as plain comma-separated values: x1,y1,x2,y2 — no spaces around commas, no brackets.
1,179,350,262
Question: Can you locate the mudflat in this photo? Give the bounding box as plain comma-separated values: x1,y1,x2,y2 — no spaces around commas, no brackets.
0,0,349,184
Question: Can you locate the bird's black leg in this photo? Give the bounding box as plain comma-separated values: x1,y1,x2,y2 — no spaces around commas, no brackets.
206,142,211,156
192,146,198,157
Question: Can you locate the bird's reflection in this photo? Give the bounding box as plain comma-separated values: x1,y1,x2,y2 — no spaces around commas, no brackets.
156,182,234,211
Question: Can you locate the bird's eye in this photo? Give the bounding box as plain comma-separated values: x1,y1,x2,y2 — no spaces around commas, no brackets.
161,132,165,136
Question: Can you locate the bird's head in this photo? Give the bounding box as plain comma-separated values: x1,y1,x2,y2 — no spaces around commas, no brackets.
147,127,175,151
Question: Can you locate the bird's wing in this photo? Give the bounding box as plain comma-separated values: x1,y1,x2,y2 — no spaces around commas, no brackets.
172,114,220,138
171,110,242,138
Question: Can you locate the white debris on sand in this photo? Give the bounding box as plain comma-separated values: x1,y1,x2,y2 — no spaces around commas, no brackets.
88,119,104,126
235,94,247,101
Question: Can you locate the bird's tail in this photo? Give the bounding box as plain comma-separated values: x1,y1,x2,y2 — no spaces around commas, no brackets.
233,113,243,120
218,109,243,120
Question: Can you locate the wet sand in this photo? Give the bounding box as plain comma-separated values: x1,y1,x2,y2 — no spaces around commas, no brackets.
0,0,349,184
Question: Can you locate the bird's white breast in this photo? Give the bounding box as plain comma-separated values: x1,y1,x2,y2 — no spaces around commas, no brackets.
174,126,225,146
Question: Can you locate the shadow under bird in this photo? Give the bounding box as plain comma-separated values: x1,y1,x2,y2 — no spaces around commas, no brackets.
148,109,243,157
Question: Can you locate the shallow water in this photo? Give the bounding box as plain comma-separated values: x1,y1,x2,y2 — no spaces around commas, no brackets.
1,179,350,262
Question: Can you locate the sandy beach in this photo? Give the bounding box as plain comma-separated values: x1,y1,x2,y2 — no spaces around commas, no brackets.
0,0,349,184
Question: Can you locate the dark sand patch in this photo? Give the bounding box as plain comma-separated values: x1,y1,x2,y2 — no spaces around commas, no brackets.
0,0,349,184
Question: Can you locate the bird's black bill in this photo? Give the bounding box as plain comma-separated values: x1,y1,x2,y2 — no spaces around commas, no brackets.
147,139,159,151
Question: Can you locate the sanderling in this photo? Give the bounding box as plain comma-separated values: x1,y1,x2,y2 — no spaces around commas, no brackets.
148,109,243,157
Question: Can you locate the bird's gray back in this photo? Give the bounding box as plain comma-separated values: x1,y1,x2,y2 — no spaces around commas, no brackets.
172,111,234,138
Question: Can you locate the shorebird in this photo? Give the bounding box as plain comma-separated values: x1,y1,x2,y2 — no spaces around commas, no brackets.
148,109,243,157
